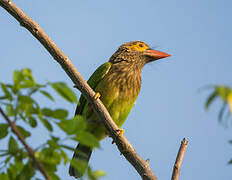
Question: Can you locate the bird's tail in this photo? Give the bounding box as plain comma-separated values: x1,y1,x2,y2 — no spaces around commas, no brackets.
69,144,92,178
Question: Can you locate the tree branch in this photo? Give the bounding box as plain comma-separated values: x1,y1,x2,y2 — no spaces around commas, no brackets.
0,107,51,180
0,0,157,179
171,138,188,180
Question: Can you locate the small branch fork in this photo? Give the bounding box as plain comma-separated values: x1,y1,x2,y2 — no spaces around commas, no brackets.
0,1,188,180
171,138,188,180
0,107,51,180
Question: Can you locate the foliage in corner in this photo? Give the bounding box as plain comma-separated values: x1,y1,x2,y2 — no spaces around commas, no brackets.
205,85,232,121
0,68,105,180
205,85,232,164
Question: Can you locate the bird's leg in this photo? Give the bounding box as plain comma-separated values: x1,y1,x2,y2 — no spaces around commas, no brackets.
94,92,101,100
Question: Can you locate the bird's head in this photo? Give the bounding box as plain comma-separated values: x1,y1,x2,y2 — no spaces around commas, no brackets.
109,41,170,66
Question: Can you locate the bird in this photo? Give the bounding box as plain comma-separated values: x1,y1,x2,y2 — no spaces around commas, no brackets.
69,41,170,178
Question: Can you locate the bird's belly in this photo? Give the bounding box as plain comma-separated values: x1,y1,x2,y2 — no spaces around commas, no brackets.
86,77,139,140
97,81,138,126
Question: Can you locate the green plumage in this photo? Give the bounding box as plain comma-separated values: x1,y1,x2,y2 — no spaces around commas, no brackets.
69,41,170,178
84,61,140,140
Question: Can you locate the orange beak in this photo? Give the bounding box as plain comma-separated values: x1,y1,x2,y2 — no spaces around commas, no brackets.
144,49,171,62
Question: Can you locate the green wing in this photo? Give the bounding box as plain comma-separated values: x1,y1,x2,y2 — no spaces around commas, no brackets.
75,62,112,115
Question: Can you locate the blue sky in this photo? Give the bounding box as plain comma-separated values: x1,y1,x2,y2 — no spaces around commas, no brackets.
1,0,232,179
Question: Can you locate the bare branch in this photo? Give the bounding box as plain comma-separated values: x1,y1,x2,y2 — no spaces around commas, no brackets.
0,0,157,179
171,138,188,180
0,107,51,180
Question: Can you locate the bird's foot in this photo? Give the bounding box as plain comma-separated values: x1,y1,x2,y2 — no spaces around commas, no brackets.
116,128,125,136
145,158,150,168
94,92,101,100
73,84,80,90
111,129,125,144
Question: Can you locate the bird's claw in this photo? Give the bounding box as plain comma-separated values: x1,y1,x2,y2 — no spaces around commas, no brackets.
73,84,80,90
145,158,150,168
111,129,125,144
94,92,101,100
116,128,125,136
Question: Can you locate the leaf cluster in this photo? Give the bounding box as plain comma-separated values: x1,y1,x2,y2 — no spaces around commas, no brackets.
205,85,232,122
205,85,232,164
0,68,105,179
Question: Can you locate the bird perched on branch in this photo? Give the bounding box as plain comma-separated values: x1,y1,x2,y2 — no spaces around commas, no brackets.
69,41,170,178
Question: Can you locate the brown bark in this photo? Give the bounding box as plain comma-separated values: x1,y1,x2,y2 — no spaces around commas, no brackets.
171,138,188,180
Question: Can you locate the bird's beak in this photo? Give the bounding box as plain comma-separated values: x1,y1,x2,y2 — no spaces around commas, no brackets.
143,49,171,62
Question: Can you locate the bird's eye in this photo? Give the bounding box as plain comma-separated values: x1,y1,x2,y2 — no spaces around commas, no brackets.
139,44,144,48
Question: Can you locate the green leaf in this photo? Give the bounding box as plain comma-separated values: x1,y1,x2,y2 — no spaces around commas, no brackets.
0,173,9,180
57,116,86,134
38,148,61,174
41,118,53,132
0,124,8,139
17,126,31,139
47,140,59,150
92,170,106,178
13,70,24,85
59,149,69,164
18,95,34,104
89,170,106,180
0,83,13,101
0,96,9,100
19,113,27,122
28,117,37,127
205,91,217,110
8,163,17,179
14,159,24,172
53,109,68,119
229,140,232,144
48,173,60,180
74,115,86,131
41,108,54,117
228,159,232,164
29,104,40,114
22,68,34,81
18,161,35,179
57,119,75,134
25,104,33,118
8,136,18,154
39,90,55,101
20,79,35,88
50,135,59,143
215,86,231,101
5,156,11,164
6,104,14,116
39,148,61,165
74,131,99,148
49,82,77,103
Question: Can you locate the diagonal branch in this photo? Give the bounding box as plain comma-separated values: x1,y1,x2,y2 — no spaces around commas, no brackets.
0,0,157,179
171,138,188,180
0,107,51,180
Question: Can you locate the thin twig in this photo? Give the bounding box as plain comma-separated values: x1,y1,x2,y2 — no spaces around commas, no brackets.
0,0,157,179
171,138,188,180
0,107,51,180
